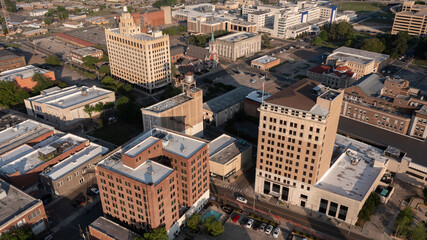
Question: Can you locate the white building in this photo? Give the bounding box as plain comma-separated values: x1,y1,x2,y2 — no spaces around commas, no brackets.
29,9,48,17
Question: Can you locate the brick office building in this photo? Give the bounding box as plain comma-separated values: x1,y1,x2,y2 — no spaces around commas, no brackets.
0,179,49,236
96,127,210,238
0,49,26,73
70,47,104,64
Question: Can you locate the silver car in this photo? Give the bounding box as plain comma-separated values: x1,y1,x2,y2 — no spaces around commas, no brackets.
272,227,280,238
265,225,273,235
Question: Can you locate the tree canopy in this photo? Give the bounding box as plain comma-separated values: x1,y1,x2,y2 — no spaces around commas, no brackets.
32,72,54,94
133,227,168,240
186,214,201,230
153,0,177,8
45,55,61,66
357,193,380,223
203,215,224,237
0,226,36,240
162,25,187,36
82,56,99,69
361,38,386,53
5,0,17,12
0,81,30,108
264,33,271,48
410,222,426,240
99,65,110,74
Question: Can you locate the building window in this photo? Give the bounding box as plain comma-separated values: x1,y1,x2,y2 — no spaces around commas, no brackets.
79,177,85,184
319,199,328,214
67,176,72,182
28,209,41,221
328,202,338,217
57,181,64,187
338,205,348,221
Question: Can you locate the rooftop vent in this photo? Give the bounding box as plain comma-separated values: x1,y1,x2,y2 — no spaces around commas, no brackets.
147,160,154,175
81,90,88,96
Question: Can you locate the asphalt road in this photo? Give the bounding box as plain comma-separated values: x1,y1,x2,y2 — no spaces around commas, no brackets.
210,183,371,240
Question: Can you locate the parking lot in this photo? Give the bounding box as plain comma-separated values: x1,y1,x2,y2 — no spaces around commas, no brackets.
32,37,80,60
65,26,108,45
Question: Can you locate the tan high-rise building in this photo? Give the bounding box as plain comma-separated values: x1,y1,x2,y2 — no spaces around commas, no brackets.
141,72,204,137
105,10,171,93
254,79,343,206
392,1,427,36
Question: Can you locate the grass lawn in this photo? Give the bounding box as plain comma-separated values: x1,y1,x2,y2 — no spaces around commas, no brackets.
413,58,427,66
89,121,142,146
338,2,386,12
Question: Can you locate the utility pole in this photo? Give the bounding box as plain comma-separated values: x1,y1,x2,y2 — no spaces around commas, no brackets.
0,0,12,35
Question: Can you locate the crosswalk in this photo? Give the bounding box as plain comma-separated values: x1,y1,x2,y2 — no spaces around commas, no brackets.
222,185,243,193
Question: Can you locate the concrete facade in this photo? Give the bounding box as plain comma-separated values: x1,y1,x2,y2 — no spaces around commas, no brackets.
251,55,280,70
141,75,204,137
25,86,115,127
106,11,172,93
392,1,427,36
215,32,261,61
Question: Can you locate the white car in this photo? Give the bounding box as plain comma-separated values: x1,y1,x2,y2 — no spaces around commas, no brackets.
236,196,247,204
265,225,273,235
91,187,99,195
250,79,256,84
246,218,254,228
272,227,280,238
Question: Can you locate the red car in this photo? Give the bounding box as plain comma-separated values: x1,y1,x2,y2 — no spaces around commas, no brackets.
72,198,86,207
232,214,240,223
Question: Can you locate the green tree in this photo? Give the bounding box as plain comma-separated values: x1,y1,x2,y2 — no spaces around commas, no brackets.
45,54,61,66
313,36,323,46
204,215,224,237
45,9,56,17
127,6,136,13
329,21,354,41
319,30,328,41
0,225,36,240
84,104,95,117
103,102,115,109
0,81,30,108
98,65,110,74
394,207,414,237
119,84,133,95
390,31,410,58
0,17,4,24
133,227,168,240
100,53,109,62
153,0,177,8
73,7,81,14
410,222,426,240
82,55,99,69
44,16,53,25
57,10,69,20
5,0,17,12
162,25,187,35
101,76,122,92
56,6,66,12
54,80,68,88
32,72,53,93
358,193,380,222
161,84,182,100
264,33,271,48
361,38,385,53
187,214,201,230
94,102,104,112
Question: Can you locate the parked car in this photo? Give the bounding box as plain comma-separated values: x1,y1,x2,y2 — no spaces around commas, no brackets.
252,220,260,230
273,227,280,238
72,197,86,207
222,205,234,214
236,196,247,204
232,214,240,223
260,223,267,232
44,234,53,240
90,187,99,195
265,225,274,235
246,218,254,228
250,79,256,84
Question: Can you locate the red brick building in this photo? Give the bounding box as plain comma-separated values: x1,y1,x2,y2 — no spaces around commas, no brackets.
71,47,104,64
96,127,210,236
0,179,49,236
307,65,356,89
54,33,94,48
0,49,26,73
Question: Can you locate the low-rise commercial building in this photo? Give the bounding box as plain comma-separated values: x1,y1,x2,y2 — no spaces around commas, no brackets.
251,55,280,70
24,86,115,127
63,22,84,28
29,9,48,17
0,65,55,91
203,86,254,126
96,127,210,238
89,217,140,240
40,143,108,196
0,124,89,189
0,49,26,72
307,65,356,89
0,179,48,235
215,32,261,61
141,73,204,137
391,1,427,36
54,33,94,48
69,14,87,21
70,47,104,64
22,28,48,38
326,47,389,79
187,17,257,34
209,134,252,179
85,16,109,25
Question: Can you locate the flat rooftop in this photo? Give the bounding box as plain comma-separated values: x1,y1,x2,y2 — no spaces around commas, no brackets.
99,155,174,186
42,143,107,180
22,28,47,34
203,86,254,113
209,134,236,156
328,52,374,65
109,28,165,41
71,47,102,56
333,46,389,63
265,78,330,115
89,217,139,240
144,92,192,113
0,65,51,82
26,85,113,109
246,90,271,104
0,179,41,227
252,55,278,65
123,128,207,159
0,133,87,175
315,134,387,201
0,49,22,62
0,120,54,155
217,32,259,43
